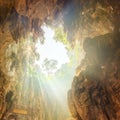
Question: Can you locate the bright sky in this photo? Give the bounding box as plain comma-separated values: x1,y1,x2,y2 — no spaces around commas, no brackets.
35,25,70,74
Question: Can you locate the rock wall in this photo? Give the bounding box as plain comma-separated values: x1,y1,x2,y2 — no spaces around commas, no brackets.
67,1,120,119
68,32,120,120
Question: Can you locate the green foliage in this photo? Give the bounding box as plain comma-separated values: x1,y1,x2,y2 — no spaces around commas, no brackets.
54,26,68,45
54,26,72,51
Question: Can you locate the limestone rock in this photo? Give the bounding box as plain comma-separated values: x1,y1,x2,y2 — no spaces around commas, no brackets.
68,32,120,120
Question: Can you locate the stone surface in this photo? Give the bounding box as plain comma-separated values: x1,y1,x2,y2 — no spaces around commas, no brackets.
0,0,57,42
67,1,120,119
68,32,120,120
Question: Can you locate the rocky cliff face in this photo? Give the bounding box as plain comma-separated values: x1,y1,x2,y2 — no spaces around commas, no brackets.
68,32,120,120
0,0,58,43
67,0,120,120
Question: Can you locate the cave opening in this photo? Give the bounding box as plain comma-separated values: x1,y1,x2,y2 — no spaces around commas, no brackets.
2,23,85,120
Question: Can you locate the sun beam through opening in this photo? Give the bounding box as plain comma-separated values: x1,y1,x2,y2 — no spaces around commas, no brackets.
5,23,85,120
35,25,70,75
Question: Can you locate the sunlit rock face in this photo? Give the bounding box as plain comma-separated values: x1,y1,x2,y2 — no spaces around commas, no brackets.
0,0,58,43
60,0,119,43
67,0,120,120
68,33,120,120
